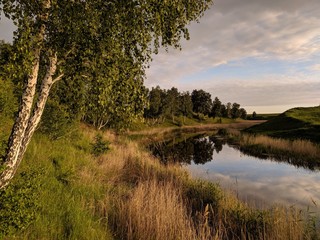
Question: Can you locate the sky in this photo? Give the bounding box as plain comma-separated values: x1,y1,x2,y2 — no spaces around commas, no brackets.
145,0,320,113
1,0,319,113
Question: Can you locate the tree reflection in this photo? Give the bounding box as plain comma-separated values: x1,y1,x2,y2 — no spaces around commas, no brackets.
209,136,226,154
192,138,214,164
149,135,215,165
150,133,320,171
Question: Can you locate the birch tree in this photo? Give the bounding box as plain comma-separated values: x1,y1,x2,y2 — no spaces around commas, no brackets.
0,0,213,188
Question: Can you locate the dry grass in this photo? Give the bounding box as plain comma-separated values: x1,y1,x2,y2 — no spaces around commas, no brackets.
89,128,318,240
116,180,214,240
53,126,320,239
242,134,320,158
228,129,320,160
128,121,265,144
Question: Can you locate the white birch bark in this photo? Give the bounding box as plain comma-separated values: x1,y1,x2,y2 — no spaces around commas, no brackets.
0,48,41,188
0,0,57,189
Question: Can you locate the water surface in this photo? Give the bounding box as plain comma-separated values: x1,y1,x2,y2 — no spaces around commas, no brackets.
151,134,320,209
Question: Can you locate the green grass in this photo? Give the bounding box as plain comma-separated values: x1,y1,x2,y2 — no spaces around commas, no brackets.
245,106,320,143
0,125,114,239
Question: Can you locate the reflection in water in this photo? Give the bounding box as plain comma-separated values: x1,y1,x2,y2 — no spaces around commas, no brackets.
151,135,216,165
149,134,320,209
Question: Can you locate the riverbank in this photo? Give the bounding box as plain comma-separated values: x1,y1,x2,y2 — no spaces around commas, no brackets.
128,119,265,143
245,106,320,143
1,124,319,239
225,129,320,167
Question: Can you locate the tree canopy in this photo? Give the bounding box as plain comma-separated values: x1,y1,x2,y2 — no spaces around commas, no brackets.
0,0,214,188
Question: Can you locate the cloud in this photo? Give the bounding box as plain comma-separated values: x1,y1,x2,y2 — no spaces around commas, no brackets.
309,64,320,71
188,161,320,208
145,0,320,112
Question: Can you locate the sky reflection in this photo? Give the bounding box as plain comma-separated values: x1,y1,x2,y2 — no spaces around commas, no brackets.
186,144,320,209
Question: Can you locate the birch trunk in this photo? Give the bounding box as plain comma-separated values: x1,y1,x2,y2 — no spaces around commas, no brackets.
0,48,41,188
0,0,56,189
0,53,60,189
18,53,62,162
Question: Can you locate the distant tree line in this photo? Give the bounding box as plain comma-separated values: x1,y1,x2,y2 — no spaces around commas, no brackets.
144,86,248,121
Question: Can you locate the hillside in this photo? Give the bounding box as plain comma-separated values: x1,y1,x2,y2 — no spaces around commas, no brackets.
245,106,320,143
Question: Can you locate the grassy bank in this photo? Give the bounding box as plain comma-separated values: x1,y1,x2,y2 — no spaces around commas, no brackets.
128,119,264,143
246,106,320,143
1,124,319,239
225,129,320,168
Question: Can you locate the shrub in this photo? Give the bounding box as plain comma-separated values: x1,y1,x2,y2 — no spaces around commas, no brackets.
38,99,74,139
91,134,110,156
0,170,42,238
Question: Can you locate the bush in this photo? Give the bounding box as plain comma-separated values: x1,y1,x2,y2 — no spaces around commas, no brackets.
91,134,110,156
0,170,42,238
39,99,74,139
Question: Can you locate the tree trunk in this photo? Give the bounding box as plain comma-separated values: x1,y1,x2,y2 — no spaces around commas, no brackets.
0,48,41,188
18,53,62,161
0,52,60,189
0,0,59,189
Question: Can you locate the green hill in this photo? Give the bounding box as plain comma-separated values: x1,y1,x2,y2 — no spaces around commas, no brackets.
245,106,320,143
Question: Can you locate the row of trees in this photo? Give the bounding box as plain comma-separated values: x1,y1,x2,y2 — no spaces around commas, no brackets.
145,86,248,120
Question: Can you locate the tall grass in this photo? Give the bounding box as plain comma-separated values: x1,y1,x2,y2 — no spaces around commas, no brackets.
228,129,320,162
1,124,319,239
115,180,214,240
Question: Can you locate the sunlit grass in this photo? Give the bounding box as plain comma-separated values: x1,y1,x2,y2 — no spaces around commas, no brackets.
228,129,320,162
1,123,319,239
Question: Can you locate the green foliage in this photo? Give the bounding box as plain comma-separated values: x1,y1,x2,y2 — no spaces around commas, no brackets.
211,97,222,118
91,134,110,157
146,86,163,118
38,99,75,140
191,89,212,116
0,170,42,238
239,108,247,119
182,179,223,211
0,132,114,239
162,87,181,119
144,85,249,125
179,91,193,118
1,0,214,126
0,78,17,121
231,102,240,119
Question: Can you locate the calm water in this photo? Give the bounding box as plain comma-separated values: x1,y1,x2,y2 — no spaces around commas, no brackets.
151,134,320,209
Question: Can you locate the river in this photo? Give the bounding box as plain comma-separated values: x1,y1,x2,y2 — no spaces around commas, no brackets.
150,134,320,210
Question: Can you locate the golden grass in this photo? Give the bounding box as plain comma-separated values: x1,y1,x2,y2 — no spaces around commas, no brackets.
128,120,265,144
94,128,317,239
235,130,320,158
116,180,214,240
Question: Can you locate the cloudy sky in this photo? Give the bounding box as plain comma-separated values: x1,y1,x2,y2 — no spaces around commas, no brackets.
146,0,320,113
1,0,319,113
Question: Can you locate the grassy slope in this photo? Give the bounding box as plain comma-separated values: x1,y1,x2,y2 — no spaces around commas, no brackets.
245,106,320,143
